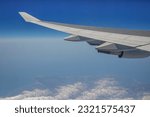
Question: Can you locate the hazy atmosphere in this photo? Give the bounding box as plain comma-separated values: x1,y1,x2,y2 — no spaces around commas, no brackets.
0,0,150,99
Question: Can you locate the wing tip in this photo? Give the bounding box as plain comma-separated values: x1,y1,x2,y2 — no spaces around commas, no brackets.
19,12,40,22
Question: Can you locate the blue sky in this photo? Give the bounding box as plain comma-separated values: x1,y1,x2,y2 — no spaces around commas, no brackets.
0,0,150,99
1,0,150,38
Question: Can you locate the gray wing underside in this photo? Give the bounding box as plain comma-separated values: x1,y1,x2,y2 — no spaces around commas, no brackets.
19,12,150,58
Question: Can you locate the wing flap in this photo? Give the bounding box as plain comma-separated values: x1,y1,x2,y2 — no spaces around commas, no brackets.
96,42,118,50
64,35,84,41
137,44,150,52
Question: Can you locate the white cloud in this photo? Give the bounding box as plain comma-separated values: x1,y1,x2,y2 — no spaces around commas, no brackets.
0,78,149,100
1,82,84,100
54,82,84,99
77,78,128,100
142,93,150,100
2,89,50,100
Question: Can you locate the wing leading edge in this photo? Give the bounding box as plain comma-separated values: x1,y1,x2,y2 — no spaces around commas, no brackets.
19,12,150,58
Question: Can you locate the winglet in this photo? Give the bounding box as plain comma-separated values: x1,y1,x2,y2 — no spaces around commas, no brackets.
19,12,40,22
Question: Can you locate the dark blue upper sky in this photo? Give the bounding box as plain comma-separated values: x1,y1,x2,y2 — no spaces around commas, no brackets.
0,0,150,38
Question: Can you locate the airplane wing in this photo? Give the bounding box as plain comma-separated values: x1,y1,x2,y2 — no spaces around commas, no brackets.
19,12,150,58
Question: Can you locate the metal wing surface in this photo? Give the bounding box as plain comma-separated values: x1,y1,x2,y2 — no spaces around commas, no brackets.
19,12,150,58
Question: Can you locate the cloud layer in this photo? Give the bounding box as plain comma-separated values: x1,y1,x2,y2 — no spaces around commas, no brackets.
1,78,149,100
